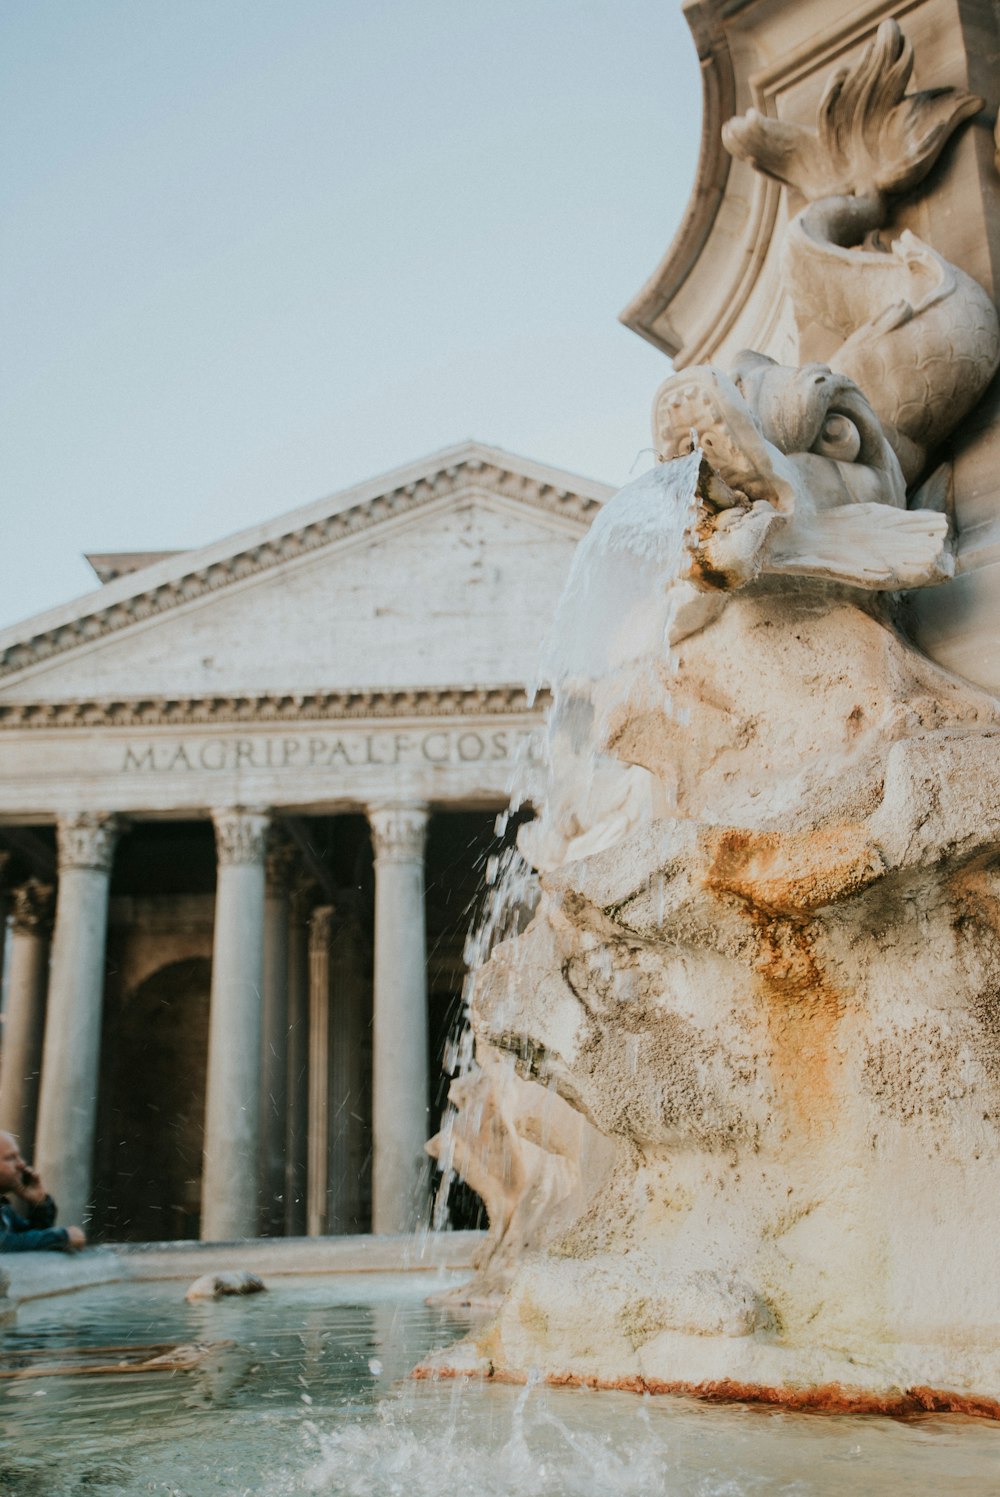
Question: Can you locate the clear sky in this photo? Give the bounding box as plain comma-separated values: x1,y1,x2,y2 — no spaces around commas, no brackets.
1,1,702,629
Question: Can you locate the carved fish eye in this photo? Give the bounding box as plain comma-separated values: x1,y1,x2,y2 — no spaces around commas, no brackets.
812,412,861,462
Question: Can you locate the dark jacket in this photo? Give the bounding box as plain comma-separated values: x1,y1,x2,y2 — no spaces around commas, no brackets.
0,1194,68,1252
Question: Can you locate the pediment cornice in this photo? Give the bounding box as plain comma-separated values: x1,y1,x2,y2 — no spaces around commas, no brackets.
0,683,551,730
0,444,608,684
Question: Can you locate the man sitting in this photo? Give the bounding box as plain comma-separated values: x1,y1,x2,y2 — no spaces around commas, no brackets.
0,1131,85,1252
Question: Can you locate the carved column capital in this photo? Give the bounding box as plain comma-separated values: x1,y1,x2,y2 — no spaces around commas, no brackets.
265,838,297,896
212,807,270,867
10,879,55,935
309,903,336,957
57,813,120,873
368,803,429,864
290,874,319,924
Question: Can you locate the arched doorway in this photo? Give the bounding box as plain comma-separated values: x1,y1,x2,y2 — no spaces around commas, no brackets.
100,956,210,1241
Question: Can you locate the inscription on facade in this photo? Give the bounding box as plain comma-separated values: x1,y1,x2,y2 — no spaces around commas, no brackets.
122,727,537,774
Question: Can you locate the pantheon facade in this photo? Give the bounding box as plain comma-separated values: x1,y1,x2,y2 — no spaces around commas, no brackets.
0,443,609,1241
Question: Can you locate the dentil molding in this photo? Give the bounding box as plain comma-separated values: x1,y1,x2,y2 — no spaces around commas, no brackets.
0,684,549,731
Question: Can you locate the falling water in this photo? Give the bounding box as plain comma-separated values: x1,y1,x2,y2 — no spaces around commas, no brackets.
537,448,702,690
430,453,703,1230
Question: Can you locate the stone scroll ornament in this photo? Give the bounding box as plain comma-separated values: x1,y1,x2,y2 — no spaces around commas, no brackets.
420,24,1000,1414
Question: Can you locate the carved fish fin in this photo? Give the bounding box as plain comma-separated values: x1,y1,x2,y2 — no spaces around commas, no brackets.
765,503,953,589
909,463,954,520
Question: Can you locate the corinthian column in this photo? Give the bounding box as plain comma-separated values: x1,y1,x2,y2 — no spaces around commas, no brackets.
260,839,295,1235
284,875,314,1235
306,905,334,1236
328,908,370,1234
35,813,119,1225
201,807,269,1241
0,880,54,1156
368,803,429,1233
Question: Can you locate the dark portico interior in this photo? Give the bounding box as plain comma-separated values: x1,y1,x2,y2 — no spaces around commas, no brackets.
12,808,520,1242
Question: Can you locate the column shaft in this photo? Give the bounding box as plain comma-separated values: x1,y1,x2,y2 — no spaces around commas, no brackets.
369,803,429,1234
35,815,118,1225
284,878,313,1235
201,808,269,1241
306,906,334,1236
328,913,370,1233
0,881,54,1156
260,842,294,1235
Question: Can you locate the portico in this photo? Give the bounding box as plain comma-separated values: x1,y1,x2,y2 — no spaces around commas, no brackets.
0,443,608,1239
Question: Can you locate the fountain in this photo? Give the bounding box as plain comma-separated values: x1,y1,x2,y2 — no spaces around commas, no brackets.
425,20,1000,1416
5,14,1000,1494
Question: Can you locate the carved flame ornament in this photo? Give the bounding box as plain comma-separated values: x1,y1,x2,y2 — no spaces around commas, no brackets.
723,20,999,486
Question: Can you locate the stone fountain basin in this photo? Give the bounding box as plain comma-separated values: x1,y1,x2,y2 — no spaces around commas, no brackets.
0,1230,484,1318
0,1242,996,1497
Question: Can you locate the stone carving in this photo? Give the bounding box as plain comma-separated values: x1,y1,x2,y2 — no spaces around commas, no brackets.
211,808,270,866
265,838,297,896
368,804,429,863
722,20,999,487
425,1046,613,1307
10,879,54,933
56,813,120,873
425,24,1000,1413
308,903,336,958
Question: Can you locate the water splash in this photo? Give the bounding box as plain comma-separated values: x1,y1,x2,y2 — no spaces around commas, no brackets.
295,1376,997,1497
537,449,702,691
429,454,703,1233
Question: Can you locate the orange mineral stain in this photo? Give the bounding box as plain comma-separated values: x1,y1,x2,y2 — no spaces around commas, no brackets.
704,827,854,1124
411,1362,1000,1420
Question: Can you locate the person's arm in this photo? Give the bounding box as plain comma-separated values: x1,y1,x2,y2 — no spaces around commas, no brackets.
23,1194,57,1230
0,1224,69,1253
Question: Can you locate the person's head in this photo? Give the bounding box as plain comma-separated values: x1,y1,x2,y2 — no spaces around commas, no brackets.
0,1133,26,1194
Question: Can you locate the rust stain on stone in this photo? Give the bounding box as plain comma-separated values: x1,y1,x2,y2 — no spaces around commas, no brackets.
703,827,859,1123
704,824,884,917
412,1363,1000,1420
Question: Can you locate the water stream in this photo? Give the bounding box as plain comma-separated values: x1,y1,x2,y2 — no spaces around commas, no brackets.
430,454,704,1228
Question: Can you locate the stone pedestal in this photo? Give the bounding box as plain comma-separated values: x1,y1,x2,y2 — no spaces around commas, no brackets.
35,815,119,1225
284,877,313,1235
306,905,334,1236
368,803,429,1234
201,808,269,1241
260,840,294,1235
0,880,54,1156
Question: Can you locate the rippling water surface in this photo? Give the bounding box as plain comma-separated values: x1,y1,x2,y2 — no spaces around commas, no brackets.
0,1274,996,1496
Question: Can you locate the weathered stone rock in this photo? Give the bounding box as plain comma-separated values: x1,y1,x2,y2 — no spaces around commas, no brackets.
426,1046,614,1307
184,1270,267,1302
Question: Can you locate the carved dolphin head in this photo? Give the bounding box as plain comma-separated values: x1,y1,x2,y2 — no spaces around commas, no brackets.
653,354,906,516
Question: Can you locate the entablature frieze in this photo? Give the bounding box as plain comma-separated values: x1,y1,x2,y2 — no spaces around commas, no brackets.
0,700,546,821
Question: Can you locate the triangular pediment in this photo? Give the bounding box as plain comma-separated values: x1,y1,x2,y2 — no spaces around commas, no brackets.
0,444,609,714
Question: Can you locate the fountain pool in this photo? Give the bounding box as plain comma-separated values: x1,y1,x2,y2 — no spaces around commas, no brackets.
0,1271,997,1496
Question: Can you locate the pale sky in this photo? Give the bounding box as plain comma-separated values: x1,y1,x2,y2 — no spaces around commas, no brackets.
1,1,702,629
